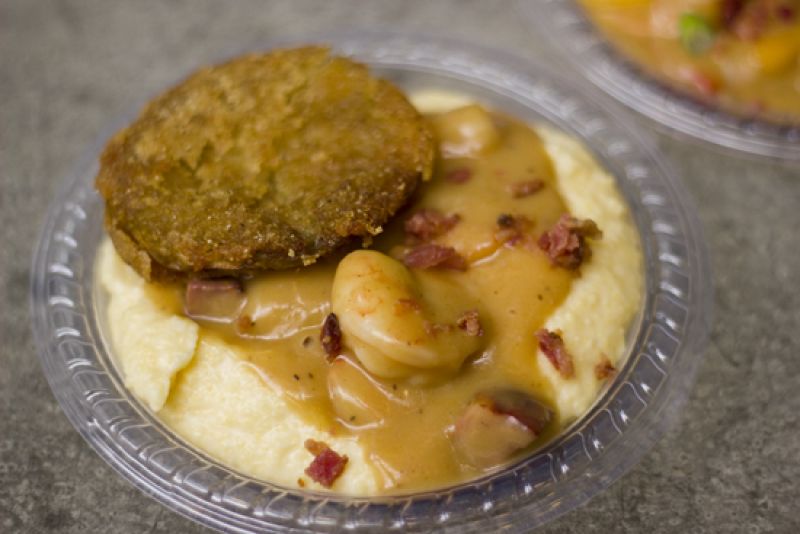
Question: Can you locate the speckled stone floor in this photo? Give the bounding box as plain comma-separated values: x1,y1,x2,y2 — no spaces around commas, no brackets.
2,1,798,532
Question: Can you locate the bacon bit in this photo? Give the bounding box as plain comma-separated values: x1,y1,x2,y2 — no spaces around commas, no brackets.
445,167,472,184
456,309,483,337
404,208,461,242
509,179,544,198
494,214,533,246
395,297,421,315
536,329,575,379
303,439,348,488
537,214,601,270
403,243,467,270
320,313,342,360
595,356,617,380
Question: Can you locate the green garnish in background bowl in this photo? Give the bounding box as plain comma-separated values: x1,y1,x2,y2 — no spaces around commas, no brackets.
679,13,716,55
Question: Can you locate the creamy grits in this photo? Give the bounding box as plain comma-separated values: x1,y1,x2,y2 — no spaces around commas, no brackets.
98,91,642,495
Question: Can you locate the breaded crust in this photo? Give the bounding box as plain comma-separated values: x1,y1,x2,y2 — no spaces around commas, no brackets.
96,46,434,281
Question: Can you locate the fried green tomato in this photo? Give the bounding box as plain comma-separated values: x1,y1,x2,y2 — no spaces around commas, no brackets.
96,47,434,281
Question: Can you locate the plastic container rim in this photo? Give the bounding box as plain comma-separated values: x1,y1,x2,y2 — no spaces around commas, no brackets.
30,30,713,533
521,0,800,162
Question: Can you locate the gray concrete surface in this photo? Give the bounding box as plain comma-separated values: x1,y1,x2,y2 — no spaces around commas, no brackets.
1,1,798,532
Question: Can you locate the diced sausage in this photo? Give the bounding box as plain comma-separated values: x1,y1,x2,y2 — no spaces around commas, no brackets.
450,389,552,469
474,390,552,435
184,278,245,322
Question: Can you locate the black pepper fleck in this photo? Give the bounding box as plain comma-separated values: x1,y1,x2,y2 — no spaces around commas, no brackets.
497,213,515,228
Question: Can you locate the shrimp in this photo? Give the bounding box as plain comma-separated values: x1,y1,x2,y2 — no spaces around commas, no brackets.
331,250,484,379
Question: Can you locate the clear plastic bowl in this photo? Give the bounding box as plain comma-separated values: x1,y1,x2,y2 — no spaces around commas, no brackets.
30,32,712,532
521,0,800,162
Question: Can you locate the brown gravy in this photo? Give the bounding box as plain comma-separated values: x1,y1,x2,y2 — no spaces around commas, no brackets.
164,109,574,492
